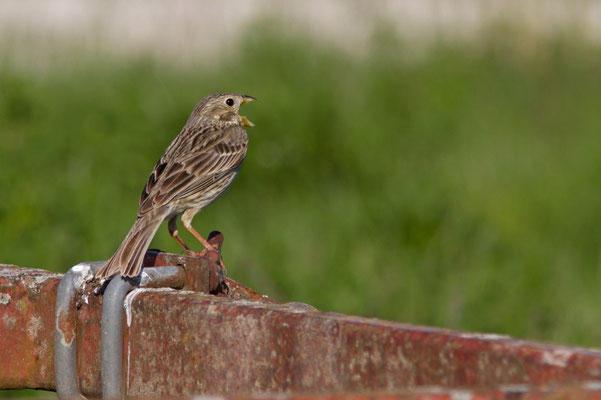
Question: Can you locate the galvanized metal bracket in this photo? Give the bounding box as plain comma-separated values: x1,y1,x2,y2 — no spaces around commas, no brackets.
54,233,229,399
100,266,186,399
101,274,139,399
55,261,203,399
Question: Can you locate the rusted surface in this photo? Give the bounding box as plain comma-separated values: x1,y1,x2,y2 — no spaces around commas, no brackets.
0,265,61,390
229,385,601,399
5,261,601,398
0,248,224,393
223,277,276,303
77,248,223,397
123,290,601,398
235,385,601,399
143,240,225,293
75,281,103,397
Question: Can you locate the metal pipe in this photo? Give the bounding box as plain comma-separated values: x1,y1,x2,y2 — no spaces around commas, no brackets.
101,266,185,399
101,275,139,399
54,261,104,400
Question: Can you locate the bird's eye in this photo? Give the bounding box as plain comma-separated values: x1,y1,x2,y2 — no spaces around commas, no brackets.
225,98,234,107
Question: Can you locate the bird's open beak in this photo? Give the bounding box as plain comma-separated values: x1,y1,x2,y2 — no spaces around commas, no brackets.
240,95,256,127
240,115,254,127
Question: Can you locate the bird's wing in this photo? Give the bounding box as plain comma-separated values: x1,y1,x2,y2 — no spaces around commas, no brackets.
138,125,248,216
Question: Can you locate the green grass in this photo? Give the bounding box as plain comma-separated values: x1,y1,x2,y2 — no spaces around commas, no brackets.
2,23,601,352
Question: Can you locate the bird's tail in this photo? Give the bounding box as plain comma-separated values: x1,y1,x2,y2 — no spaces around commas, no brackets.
95,210,167,279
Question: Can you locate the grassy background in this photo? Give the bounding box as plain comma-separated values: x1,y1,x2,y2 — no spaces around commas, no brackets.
2,21,601,359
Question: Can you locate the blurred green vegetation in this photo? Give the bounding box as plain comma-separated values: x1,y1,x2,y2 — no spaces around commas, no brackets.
2,22,601,354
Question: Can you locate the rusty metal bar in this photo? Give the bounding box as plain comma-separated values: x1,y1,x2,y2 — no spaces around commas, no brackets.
0,254,222,395
101,266,185,399
0,265,62,390
121,292,601,397
54,261,103,399
7,258,601,398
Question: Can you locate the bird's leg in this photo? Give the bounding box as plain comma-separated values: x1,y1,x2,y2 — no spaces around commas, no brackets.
168,216,194,256
181,208,216,252
184,225,216,251
181,211,227,275
196,245,228,274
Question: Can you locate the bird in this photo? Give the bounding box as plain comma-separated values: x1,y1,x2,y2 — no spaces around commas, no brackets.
95,93,255,279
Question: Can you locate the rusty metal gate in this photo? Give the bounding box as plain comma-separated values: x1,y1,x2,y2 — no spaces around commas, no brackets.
2,245,601,398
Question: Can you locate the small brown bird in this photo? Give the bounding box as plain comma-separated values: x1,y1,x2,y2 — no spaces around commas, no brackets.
95,93,255,279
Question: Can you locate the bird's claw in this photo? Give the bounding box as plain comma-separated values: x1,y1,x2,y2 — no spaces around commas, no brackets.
185,247,228,275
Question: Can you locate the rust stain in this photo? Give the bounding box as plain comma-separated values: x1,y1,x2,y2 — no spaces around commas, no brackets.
76,282,103,398
56,307,75,347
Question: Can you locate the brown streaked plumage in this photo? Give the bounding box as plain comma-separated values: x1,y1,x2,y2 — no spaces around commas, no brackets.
95,93,255,279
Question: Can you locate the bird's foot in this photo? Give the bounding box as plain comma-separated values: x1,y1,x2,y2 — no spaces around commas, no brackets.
197,248,228,275
184,231,227,275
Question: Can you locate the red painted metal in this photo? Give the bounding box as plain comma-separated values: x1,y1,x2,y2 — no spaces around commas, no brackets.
3,259,601,398
122,291,601,397
0,265,61,390
240,386,601,399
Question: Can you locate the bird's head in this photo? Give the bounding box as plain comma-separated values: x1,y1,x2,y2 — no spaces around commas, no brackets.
190,93,256,128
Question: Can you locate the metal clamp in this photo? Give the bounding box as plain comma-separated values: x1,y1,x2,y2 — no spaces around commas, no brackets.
101,267,185,399
55,233,227,399
55,262,187,399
